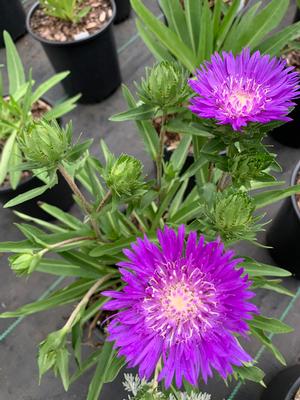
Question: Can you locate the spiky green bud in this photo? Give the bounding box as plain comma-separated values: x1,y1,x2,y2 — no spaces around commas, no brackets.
229,151,275,187
137,61,190,111
105,154,145,199
205,190,261,242
9,252,42,276
19,120,72,169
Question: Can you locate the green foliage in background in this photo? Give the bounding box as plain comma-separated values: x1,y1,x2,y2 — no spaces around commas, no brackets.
131,0,300,72
39,0,90,23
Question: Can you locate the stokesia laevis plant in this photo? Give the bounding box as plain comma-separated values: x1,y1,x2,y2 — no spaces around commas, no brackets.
102,226,258,388
1,49,300,399
188,48,300,131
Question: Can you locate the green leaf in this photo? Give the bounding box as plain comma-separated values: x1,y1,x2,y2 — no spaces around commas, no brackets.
31,72,70,103
170,135,192,172
197,0,213,63
256,21,300,56
165,119,212,138
160,0,190,48
109,103,157,122
0,279,96,318
237,0,289,50
36,258,101,279
0,239,38,253
234,365,265,384
249,315,294,334
240,259,291,277
170,200,203,224
72,322,82,367
185,0,202,54
39,203,83,229
252,278,294,297
122,85,159,160
4,183,52,208
254,185,300,209
131,0,197,72
251,327,286,365
3,31,25,94
87,341,125,400
44,94,80,120
8,141,22,189
70,349,102,384
89,236,136,257
0,131,17,185
136,20,174,62
56,347,70,391
216,0,240,50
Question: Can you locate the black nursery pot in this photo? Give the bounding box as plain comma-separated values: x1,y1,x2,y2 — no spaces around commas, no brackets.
0,0,26,47
26,1,122,104
261,365,300,400
0,172,74,221
114,0,131,24
294,7,300,23
266,160,300,278
270,98,300,148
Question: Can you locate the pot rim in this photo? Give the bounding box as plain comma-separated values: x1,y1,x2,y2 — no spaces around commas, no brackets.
26,0,116,46
291,159,300,221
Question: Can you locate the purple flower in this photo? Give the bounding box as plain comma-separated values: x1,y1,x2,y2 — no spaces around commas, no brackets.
102,226,258,388
188,48,300,131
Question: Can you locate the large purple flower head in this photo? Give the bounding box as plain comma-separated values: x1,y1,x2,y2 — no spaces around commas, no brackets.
189,48,300,131
102,226,258,388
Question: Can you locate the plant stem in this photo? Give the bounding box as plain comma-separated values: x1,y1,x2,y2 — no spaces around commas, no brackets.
217,171,229,191
156,114,167,193
208,162,214,182
64,274,114,332
96,190,112,214
39,236,94,256
58,164,101,237
58,164,92,214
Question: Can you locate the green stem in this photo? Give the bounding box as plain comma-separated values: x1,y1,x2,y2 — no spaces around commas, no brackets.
58,164,101,238
217,171,229,192
63,274,114,332
96,190,112,214
39,236,94,257
58,164,91,214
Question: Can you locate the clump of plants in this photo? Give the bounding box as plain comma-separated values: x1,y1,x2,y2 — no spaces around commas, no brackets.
0,50,299,399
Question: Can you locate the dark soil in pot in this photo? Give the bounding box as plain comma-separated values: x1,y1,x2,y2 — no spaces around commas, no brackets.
114,0,131,24
0,98,74,220
261,365,300,400
27,0,121,104
270,51,300,148
0,0,26,48
266,160,300,278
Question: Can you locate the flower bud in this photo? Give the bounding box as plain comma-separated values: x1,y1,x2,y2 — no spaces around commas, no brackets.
38,328,68,384
19,120,72,168
137,61,190,110
229,151,274,187
206,191,258,242
10,252,42,276
105,154,145,199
